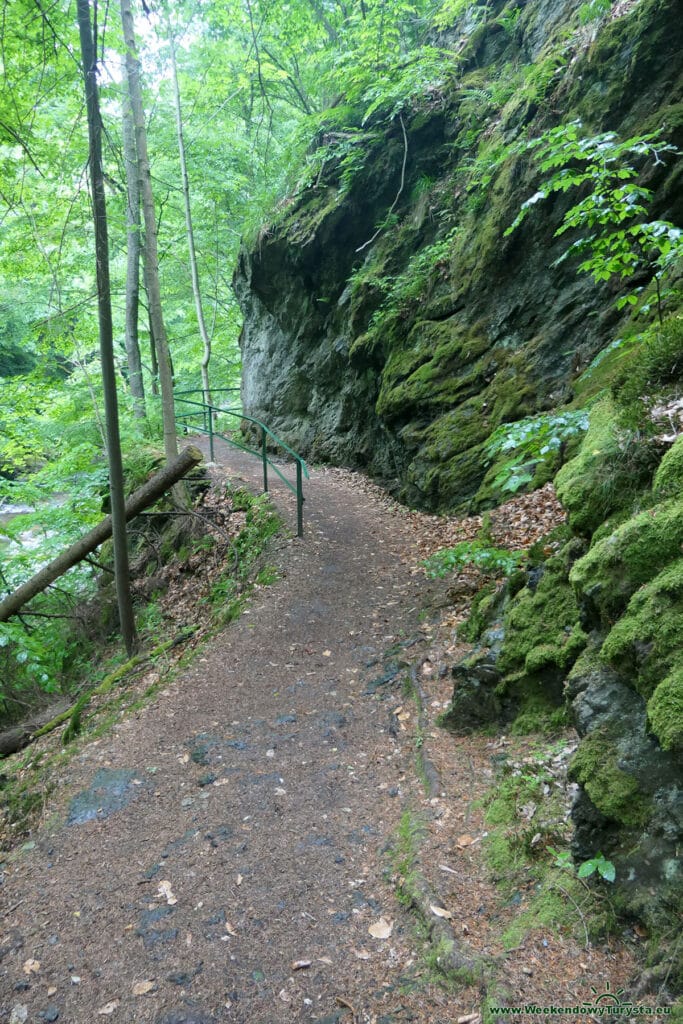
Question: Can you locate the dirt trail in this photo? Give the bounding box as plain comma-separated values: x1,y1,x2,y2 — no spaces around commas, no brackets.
0,441,640,1023
0,441,460,1023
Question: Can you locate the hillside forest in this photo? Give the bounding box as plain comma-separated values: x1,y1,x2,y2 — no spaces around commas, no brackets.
1,0,682,1007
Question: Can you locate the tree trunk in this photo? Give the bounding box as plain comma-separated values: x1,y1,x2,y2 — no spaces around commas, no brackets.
167,16,213,409
120,0,177,462
121,70,145,418
0,446,202,625
77,0,137,657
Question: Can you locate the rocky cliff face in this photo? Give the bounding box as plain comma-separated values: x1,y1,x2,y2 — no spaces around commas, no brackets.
235,0,682,511
234,0,683,987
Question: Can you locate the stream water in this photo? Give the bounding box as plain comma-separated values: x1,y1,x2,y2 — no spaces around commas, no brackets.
0,500,58,552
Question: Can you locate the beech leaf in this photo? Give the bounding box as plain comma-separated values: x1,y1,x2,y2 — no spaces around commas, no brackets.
97,1001,120,1015
157,880,177,905
132,980,156,996
368,917,393,938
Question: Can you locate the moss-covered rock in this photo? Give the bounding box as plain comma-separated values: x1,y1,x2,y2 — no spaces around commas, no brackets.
647,669,683,752
497,544,586,679
570,498,683,625
236,0,683,514
569,728,651,828
653,435,683,499
599,559,683,698
554,397,651,535
443,541,586,734
440,649,503,734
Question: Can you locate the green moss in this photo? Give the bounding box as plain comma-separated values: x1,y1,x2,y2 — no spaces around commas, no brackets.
498,550,584,676
376,320,490,421
460,581,501,642
499,884,576,951
572,334,643,402
614,317,683,418
509,697,568,735
599,559,683,697
483,830,524,877
653,436,683,499
281,187,344,245
403,433,490,511
487,357,537,426
555,397,644,535
569,729,650,827
647,669,683,751
484,770,551,827
570,498,683,623
523,623,587,675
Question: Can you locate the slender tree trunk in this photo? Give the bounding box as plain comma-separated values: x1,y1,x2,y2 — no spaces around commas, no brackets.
121,71,145,418
76,0,137,656
166,15,212,408
120,0,177,461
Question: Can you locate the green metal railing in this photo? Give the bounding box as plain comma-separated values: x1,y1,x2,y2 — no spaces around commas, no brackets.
174,390,309,538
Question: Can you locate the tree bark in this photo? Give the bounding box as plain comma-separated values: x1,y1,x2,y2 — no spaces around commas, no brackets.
121,69,145,418
0,446,202,625
120,0,177,461
167,16,213,408
77,0,137,656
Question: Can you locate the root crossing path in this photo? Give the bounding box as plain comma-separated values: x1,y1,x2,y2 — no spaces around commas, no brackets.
1,440,470,1024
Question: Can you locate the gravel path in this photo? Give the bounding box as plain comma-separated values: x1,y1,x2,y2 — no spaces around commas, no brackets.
0,440,461,1024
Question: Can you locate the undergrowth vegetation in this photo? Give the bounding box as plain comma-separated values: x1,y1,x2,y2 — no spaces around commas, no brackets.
480,743,620,950
0,479,281,726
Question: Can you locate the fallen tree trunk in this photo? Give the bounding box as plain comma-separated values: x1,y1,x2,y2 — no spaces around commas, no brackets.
0,445,202,624
0,628,197,758
0,699,72,759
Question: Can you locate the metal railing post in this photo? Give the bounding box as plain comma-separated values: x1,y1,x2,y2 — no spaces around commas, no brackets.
296,460,304,538
261,428,268,492
174,389,308,536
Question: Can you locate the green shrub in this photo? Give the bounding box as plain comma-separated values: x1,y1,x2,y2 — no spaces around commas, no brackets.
424,540,522,578
486,409,589,495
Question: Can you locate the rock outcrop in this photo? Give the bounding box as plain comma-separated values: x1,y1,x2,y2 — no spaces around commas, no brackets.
235,0,682,511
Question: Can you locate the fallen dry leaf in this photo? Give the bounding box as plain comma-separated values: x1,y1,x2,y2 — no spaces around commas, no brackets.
22,959,40,975
97,1001,120,1015
458,1014,481,1024
132,980,156,996
430,904,453,920
157,880,177,905
456,834,474,848
317,956,333,965
291,959,312,971
225,921,237,936
352,948,372,960
368,917,393,939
